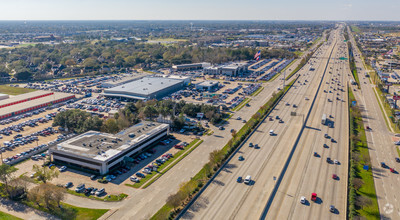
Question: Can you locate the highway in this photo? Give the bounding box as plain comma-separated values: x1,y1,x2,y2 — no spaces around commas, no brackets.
348,27,400,219
266,26,349,220
180,27,341,220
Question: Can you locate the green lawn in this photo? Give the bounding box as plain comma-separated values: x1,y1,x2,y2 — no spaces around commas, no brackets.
351,26,361,33
23,200,108,220
0,85,36,95
0,211,22,220
349,89,380,219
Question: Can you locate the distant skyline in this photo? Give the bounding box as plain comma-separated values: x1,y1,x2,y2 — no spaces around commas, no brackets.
0,0,399,21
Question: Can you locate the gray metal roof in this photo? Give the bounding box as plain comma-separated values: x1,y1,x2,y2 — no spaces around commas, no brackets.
104,77,183,97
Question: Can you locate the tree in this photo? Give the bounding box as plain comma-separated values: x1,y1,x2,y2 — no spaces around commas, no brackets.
14,70,33,81
142,105,158,120
0,164,17,196
28,185,42,207
103,118,119,133
32,165,59,183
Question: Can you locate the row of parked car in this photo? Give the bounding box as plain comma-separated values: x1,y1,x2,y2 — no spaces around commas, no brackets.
3,144,48,164
130,153,174,183
67,182,106,197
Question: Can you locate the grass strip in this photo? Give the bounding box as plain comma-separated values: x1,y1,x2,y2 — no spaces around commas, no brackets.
22,200,108,220
232,98,250,112
142,140,204,189
251,86,264,96
126,139,202,188
0,211,22,220
0,85,36,95
348,89,380,219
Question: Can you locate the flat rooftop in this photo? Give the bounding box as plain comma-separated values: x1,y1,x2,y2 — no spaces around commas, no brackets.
104,77,183,97
0,90,51,106
54,122,168,161
197,81,219,87
0,92,74,116
102,72,149,87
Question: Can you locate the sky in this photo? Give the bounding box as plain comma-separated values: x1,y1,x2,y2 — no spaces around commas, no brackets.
0,0,399,21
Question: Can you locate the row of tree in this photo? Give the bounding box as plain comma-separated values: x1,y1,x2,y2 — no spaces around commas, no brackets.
53,99,222,134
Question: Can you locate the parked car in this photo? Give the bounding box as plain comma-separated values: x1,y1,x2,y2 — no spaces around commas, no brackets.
65,182,73,188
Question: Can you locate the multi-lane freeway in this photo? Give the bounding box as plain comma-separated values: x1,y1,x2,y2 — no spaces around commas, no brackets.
181,26,349,220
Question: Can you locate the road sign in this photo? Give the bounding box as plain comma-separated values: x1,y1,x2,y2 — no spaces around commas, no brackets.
352,101,357,106
339,57,348,60
363,165,369,171
393,95,400,101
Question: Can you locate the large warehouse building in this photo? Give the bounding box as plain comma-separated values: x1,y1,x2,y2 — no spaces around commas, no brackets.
103,77,184,100
0,90,75,120
49,122,169,175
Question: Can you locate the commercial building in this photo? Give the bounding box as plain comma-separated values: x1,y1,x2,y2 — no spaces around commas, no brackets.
101,72,149,88
172,62,211,72
0,91,75,120
195,81,220,91
203,62,249,76
103,77,184,100
0,93,9,101
49,122,169,175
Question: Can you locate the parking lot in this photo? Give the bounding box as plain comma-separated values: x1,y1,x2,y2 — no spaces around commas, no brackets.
13,131,196,197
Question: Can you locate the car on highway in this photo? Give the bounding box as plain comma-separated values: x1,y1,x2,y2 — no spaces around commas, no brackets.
219,126,224,130
269,117,273,121
311,193,317,202
237,116,241,120
381,162,387,168
244,175,252,185
313,152,319,157
269,130,274,136
285,102,290,106
300,196,306,204
275,115,279,119
254,144,259,149
394,141,400,145
323,144,329,148
329,205,336,213
324,133,329,138
279,119,283,123
305,97,309,101
390,168,395,173
249,143,253,147
334,159,339,164
332,174,338,180
237,176,242,183
292,104,297,108
396,158,400,163
326,157,332,163
238,156,244,161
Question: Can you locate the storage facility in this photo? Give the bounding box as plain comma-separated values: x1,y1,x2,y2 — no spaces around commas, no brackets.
0,91,75,120
49,122,169,175
103,77,184,100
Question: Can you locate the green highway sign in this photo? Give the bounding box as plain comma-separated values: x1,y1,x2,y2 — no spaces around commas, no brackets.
339,57,348,60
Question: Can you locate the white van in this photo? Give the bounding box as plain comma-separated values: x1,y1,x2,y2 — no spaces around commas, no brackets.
269,130,274,136
244,175,251,185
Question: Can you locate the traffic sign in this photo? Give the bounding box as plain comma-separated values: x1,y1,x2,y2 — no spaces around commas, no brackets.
363,165,369,171
394,95,400,101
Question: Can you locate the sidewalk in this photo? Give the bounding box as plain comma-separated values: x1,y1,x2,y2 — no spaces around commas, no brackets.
0,198,58,220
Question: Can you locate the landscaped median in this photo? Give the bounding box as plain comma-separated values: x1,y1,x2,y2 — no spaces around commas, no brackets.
151,76,298,220
125,138,203,189
250,86,264,96
285,43,322,80
347,89,380,219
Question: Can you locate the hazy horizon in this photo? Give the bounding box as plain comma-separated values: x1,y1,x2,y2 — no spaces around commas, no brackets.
0,0,399,21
